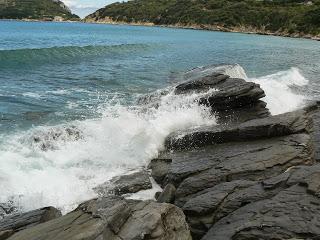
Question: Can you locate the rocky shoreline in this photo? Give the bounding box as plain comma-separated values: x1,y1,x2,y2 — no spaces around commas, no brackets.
1,65,320,240
84,18,320,42
2,18,319,41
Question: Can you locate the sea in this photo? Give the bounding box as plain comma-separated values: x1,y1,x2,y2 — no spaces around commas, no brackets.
0,20,319,214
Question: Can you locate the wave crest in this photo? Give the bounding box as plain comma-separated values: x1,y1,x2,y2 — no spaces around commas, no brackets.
0,44,153,67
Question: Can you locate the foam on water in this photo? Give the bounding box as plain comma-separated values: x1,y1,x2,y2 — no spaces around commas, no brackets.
250,67,309,115
221,64,309,115
0,89,216,214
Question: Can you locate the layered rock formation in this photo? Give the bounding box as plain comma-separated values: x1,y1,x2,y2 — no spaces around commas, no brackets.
1,64,319,240
149,65,320,239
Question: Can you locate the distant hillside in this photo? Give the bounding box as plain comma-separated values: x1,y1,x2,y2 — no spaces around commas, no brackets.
85,0,320,38
0,0,79,20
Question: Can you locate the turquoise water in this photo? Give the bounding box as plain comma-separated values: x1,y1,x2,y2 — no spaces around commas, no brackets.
1,20,319,132
0,20,319,213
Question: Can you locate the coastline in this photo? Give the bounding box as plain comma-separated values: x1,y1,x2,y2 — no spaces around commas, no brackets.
84,18,320,42
1,18,319,41
0,18,79,23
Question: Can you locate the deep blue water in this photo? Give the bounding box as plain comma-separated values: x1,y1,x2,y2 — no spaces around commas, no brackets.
1,20,319,132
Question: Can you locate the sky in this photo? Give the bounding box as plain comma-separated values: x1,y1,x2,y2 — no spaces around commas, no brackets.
63,0,119,18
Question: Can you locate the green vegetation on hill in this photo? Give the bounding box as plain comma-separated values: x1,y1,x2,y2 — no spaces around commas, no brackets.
0,0,79,20
86,0,320,36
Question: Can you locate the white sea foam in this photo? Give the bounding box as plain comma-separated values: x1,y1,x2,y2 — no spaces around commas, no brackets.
250,67,308,115
22,92,42,99
46,89,70,95
217,64,309,115
0,89,216,214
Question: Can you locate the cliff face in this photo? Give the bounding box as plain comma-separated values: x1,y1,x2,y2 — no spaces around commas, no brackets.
0,0,79,20
84,0,320,38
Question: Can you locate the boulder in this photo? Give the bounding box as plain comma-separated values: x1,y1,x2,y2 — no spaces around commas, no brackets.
0,207,61,239
148,158,172,184
94,169,152,196
175,75,266,111
7,196,192,240
138,64,270,124
157,184,176,204
172,64,270,122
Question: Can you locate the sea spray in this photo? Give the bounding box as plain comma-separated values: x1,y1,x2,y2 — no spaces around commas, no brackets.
0,88,216,214
214,64,309,115
250,67,309,115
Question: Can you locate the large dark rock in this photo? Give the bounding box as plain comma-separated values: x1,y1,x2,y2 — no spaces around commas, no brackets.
157,184,176,204
172,64,270,122
94,169,152,196
308,101,320,161
148,158,172,184
166,108,312,150
138,64,270,124
175,74,265,110
0,207,61,239
202,164,320,240
7,196,192,240
170,133,313,206
150,103,319,239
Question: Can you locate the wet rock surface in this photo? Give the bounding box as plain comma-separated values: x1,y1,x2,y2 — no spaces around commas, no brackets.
7,196,191,240
151,102,320,239
165,108,312,150
94,169,153,196
157,184,176,203
0,207,61,239
139,64,270,124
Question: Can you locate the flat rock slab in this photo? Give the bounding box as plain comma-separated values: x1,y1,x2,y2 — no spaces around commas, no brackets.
179,164,320,239
203,181,320,240
94,169,152,196
158,133,313,194
7,196,192,240
0,207,61,239
166,108,312,150
151,132,314,239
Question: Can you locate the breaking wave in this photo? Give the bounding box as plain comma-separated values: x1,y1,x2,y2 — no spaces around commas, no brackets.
250,67,309,115
0,88,216,214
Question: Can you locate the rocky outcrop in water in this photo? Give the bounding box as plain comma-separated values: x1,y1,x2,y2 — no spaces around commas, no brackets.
147,64,320,239
1,64,319,240
151,102,320,239
139,64,270,124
